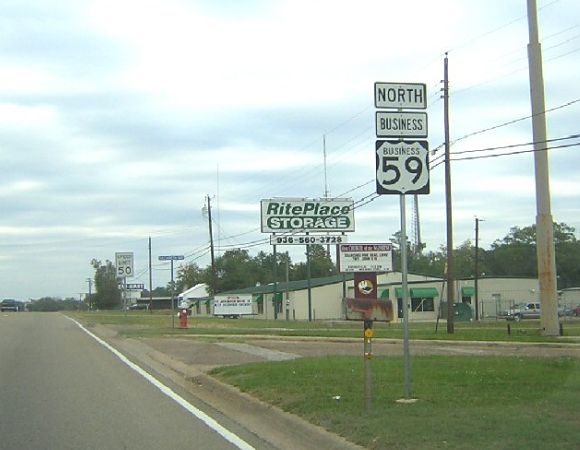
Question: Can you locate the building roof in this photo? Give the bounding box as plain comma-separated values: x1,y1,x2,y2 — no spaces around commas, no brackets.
219,273,355,296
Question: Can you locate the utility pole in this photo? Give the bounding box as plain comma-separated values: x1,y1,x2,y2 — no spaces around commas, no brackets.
443,52,455,334
206,195,217,293
148,236,153,311
474,217,484,321
526,0,559,336
86,278,92,310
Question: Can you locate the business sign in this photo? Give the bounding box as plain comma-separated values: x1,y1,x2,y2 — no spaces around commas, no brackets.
375,111,428,138
270,234,348,245
376,140,430,195
374,82,427,109
213,295,253,316
261,198,355,233
346,272,393,322
115,252,134,278
338,243,393,273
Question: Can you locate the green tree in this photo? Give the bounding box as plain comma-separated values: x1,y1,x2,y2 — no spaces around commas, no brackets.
292,244,336,280
90,259,121,309
209,249,260,295
175,262,205,292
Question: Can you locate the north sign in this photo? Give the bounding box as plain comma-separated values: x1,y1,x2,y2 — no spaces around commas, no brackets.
376,140,430,195
374,82,427,109
375,111,428,138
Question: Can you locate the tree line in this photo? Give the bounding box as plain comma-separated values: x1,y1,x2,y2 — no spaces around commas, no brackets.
86,222,580,310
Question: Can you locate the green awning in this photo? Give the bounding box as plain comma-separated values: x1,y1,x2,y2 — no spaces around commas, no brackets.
379,289,389,299
255,294,263,305
273,292,283,303
461,286,475,297
395,288,409,298
393,287,439,298
410,288,439,298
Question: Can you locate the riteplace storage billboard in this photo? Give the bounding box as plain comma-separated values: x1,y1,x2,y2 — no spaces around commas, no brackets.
261,198,355,233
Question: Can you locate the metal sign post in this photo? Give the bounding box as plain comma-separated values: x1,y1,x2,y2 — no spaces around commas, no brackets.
400,195,411,399
159,255,185,328
363,319,373,414
375,81,429,402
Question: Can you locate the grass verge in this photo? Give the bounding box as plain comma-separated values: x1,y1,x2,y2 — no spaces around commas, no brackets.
211,355,580,450
68,311,580,343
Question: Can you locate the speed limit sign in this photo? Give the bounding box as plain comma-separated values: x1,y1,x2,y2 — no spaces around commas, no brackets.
375,140,429,195
115,252,134,278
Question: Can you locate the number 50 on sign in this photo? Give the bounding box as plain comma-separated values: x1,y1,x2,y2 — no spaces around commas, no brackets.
376,140,430,195
115,252,134,278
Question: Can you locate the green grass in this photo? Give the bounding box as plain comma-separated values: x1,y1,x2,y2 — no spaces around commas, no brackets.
68,311,580,448
211,355,580,450
68,311,580,343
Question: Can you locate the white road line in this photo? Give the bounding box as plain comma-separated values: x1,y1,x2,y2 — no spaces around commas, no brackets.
67,317,255,450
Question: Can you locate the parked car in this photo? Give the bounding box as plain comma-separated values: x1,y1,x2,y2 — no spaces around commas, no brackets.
558,305,574,317
128,303,149,310
574,305,580,317
504,302,541,321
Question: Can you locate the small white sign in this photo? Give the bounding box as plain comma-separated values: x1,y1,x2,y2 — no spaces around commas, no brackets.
115,252,134,278
270,234,348,245
374,82,427,109
213,295,253,316
338,243,393,273
376,140,430,195
375,111,428,138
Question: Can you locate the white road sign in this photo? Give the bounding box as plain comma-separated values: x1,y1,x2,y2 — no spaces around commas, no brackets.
115,252,134,278
338,243,393,273
376,140,430,195
375,111,428,138
374,82,427,109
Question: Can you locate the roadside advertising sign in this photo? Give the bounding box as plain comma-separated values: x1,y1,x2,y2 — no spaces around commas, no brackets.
213,295,253,316
338,243,393,273
260,198,354,233
269,234,348,245
346,272,394,322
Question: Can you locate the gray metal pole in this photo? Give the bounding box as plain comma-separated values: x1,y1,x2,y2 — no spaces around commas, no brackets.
526,0,559,336
400,194,412,399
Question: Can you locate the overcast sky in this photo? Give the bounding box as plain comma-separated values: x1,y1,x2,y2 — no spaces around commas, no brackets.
1,0,579,300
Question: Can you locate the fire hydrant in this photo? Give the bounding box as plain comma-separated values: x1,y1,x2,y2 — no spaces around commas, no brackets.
179,309,188,329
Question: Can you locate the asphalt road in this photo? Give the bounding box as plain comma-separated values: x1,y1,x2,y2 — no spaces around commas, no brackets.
0,313,264,450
